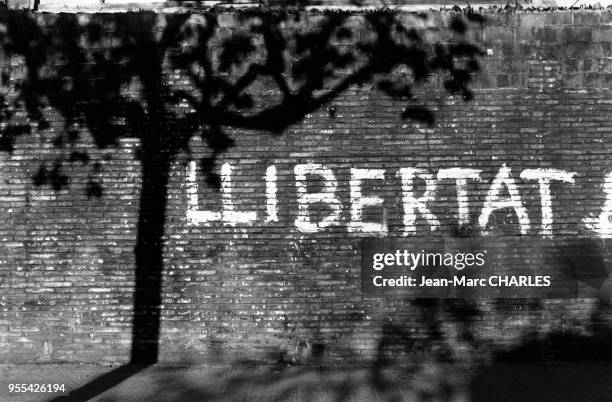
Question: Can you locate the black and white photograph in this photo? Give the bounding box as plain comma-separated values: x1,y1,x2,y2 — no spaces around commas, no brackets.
1,0,612,401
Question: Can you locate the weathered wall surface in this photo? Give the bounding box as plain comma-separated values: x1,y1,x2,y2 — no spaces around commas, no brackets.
2,10,612,364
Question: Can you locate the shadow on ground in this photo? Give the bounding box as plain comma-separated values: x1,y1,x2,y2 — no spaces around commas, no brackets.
60,362,470,402
38,360,612,402
44,299,612,401
470,362,612,402
470,299,612,402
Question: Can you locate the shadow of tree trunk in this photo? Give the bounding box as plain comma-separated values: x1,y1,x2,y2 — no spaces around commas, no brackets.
131,150,171,363
50,365,150,402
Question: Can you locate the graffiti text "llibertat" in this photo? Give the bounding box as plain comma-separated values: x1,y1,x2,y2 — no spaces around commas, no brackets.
186,161,612,238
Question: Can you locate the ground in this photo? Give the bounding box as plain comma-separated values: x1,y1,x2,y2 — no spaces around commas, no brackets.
2,362,612,401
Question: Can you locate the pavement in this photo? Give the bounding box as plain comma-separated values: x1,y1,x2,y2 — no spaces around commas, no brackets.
1,361,612,401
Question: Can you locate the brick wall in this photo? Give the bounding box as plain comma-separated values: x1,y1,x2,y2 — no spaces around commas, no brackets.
1,9,612,364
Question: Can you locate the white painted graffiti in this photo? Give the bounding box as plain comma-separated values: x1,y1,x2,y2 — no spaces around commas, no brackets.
185,161,612,237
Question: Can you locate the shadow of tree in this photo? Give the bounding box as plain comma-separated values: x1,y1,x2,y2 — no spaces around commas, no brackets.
0,5,605,402
0,4,485,401
66,362,473,402
466,243,612,401
62,299,612,401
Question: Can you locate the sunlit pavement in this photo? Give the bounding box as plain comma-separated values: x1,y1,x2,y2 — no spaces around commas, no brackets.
2,362,612,401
